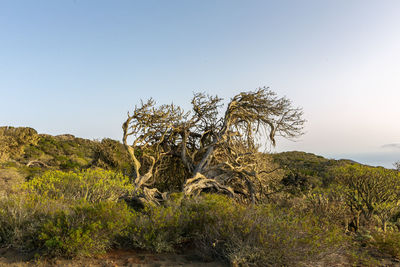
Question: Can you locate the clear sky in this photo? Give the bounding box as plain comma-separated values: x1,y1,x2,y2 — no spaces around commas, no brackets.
1,0,399,168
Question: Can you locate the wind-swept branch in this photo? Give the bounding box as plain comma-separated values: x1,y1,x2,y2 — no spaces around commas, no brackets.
122,99,183,204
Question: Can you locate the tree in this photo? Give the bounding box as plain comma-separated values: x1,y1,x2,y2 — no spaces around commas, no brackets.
122,87,305,204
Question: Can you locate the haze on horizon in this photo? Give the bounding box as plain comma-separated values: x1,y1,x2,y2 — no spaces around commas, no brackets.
0,0,399,168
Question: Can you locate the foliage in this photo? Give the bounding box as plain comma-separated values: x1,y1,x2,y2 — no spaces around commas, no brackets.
281,171,321,195
372,230,400,258
305,187,350,230
183,194,346,266
272,151,352,187
24,134,96,171
92,138,133,174
23,169,134,203
0,194,54,250
335,164,400,232
0,193,131,257
0,165,379,265
126,198,189,252
38,201,131,257
117,193,348,265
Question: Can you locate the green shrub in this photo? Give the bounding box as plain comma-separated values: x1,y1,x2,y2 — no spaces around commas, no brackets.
23,169,134,203
0,194,54,250
23,134,97,170
184,194,347,266
0,192,132,257
306,188,350,230
123,194,347,265
93,138,132,173
126,199,190,252
372,230,400,258
335,164,400,232
38,201,131,257
0,168,134,256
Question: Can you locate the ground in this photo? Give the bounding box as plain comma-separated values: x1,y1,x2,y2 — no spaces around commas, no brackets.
0,248,228,267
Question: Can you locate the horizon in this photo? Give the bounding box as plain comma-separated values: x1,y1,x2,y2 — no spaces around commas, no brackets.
1,0,399,168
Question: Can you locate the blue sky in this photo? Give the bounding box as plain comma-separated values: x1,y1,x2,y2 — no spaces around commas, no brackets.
1,0,399,168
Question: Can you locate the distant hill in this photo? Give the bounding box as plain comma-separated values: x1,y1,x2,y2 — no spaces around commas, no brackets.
271,151,362,188
0,126,132,180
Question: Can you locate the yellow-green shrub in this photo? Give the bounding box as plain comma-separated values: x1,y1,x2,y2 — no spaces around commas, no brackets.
126,199,190,252
0,168,135,256
123,194,347,265
0,194,54,250
183,194,347,266
371,230,400,258
93,138,132,173
306,187,350,230
38,201,132,257
23,169,134,203
335,164,400,231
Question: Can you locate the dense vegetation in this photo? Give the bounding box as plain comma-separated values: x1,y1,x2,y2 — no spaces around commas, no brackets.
1,89,400,266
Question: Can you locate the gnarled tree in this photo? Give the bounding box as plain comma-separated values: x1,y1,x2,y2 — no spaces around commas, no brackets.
123,87,305,204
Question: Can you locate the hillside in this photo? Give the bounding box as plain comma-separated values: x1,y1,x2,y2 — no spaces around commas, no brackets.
0,126,134,188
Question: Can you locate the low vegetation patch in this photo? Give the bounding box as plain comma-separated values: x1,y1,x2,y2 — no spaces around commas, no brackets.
22,169,134,203
0,169,352,265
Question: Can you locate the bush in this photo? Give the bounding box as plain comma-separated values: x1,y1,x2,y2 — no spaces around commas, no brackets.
335,165,400,232
372,230,400,258
38,201,131,257
93,138,132,174
126,196,190,252
0,194,53,250
0,194,132,257
23,169,134,203
184,194,347,266
0,166,350,264
0,169,135,256
305,188,350,229
22,134,98,171
123,194,347,266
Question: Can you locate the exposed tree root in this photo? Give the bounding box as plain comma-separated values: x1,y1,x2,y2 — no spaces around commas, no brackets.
138,187,167,206
183,173,234,197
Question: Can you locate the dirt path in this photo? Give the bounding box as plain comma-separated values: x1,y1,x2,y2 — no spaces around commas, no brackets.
0,248,228,267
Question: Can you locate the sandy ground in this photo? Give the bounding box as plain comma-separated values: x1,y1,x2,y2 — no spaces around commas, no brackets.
3,246,400,266
0,248,228,267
